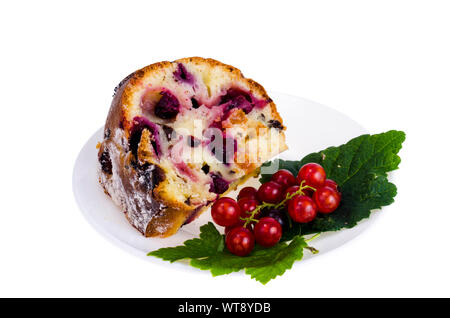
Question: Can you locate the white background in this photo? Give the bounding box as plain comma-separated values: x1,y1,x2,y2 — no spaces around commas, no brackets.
1,0,449,297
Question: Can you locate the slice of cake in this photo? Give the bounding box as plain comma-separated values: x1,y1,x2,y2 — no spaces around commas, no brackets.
98,57,288,237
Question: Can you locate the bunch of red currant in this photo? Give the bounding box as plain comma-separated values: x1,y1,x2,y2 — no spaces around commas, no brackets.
211,163,341,256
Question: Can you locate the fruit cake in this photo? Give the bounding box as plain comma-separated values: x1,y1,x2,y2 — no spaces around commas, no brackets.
97,57,288,237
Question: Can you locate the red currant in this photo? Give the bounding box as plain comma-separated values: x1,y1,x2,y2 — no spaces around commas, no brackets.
224,225,233,235
211,197,241,227
238,197,258,215
253,217,282,247
324,179,339,191
225,222,253,235
271,169,297,189
238,197,260,222
237,186,259,201
282,185,300,205
225,227,255,256
224,198,260,232
257,181,283,203
297,163,326,188
288,195,318,223
313,186,341,214
261,208,288,229
283,185,300,197
302,188,315,197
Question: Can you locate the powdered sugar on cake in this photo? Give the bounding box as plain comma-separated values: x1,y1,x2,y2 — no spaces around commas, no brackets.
99,129,166,234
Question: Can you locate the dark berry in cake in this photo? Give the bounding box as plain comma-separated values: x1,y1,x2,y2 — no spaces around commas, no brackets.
191,97,200,109
173,63,195,84
154,91,180,119
209,173,230,194
129,116,162,157
201,164,210,174
268,119,284,130
220,88,252,104
99,150,112,174
220,88,254,114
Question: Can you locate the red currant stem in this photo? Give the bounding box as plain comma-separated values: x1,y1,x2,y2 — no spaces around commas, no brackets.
305,233,320,243
242,202,273,228
304,234,320,254
304,246,319,254
299,179,317,191
273,180,317,210
302,185,317,192
240,215,258,224
240,181,318,227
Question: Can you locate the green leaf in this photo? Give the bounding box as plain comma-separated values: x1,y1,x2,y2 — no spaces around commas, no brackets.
244,236,306,284
149,222,309,284
191,236,307,285
147,222,224,262
261,130,406,236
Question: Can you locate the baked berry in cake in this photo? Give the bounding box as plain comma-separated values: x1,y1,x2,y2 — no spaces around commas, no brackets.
98,57,288,237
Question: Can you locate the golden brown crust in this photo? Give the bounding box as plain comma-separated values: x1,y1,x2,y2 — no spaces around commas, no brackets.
114,57,284,135
144,206,189,237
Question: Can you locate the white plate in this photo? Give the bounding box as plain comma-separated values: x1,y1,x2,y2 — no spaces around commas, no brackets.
73,92,374,264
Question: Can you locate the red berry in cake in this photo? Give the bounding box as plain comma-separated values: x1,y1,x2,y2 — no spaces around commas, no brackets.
220,88,254,114
237,186,259,201
211,197,241,227
129,116,162,157
173,63,195,84
253,217,282,247
288,195,318,223
257,181,283,204
297,163,326,189
271,169,297,189
313,186,341,214
209,173,230,194
225,227,255,256
154,91,180,119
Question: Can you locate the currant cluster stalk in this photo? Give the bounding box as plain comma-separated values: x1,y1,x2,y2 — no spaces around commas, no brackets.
242,180,316,227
